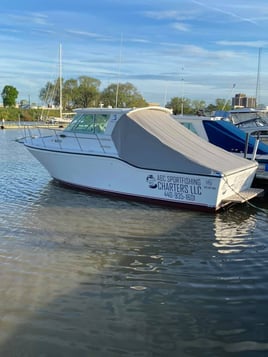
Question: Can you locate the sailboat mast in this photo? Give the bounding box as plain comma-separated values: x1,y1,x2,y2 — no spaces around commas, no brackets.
59,43,62,119
255,47,261,108
180,66,184,116
115,33,123,108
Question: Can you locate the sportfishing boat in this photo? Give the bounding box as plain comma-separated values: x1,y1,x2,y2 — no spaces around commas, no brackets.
22,106,262,212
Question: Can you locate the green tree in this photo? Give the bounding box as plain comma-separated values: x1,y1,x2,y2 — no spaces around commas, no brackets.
206,98,231,114
205,103,216,113
215,98,229,110
40,77,149,110
218,98,231,111
191,100,206,114
39,76,101,109
1,85,19,107
39,81,56,106
100,82,148,108
74,76,101,108
166,97,192,115
63,78,78,109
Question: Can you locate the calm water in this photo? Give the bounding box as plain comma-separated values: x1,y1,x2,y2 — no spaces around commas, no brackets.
1,129,268,357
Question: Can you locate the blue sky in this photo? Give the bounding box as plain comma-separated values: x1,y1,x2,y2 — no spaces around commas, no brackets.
1,0,268,106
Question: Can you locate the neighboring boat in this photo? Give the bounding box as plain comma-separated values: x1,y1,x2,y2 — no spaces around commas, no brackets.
46,112,75,125
175,114,268,182
22,106,262,212
41,44,75,126
214,108,268,144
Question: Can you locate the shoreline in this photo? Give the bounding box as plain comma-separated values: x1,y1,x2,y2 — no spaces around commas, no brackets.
1,123,67,130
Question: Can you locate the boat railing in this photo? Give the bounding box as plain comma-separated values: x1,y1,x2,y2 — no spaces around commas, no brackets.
22,125,110,154
244,131,261,161
23,126,63,148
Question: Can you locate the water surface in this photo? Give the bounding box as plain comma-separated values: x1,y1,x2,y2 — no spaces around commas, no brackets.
1,129,268,356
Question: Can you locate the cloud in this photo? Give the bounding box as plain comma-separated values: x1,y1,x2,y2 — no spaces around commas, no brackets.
172,22,190,32
129,38,152,44
9,12,49,26
143,9,197,21
66,29,110,40
191,0,258,25
217,40,268,48
143,10,182,20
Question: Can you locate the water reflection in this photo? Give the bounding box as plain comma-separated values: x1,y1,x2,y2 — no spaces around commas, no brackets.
213,209,258,254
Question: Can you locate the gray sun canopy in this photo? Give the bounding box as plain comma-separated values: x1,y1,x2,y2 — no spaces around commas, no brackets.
111,107,257,176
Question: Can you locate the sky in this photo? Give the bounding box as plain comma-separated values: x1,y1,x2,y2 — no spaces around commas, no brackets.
1,0,268,107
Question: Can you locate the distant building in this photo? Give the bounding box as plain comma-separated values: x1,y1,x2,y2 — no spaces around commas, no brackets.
232,93,256,108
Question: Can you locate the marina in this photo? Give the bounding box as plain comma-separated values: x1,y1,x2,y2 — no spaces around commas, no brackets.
1,1,268,354
1,128,268,356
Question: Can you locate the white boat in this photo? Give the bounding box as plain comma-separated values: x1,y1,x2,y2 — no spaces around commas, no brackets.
46,112,75,125
22,106,262,212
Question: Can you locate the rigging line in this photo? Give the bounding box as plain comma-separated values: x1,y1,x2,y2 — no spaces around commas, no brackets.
245,199,268,213
222,83,236,111
223,175,268,214
59,43,63,119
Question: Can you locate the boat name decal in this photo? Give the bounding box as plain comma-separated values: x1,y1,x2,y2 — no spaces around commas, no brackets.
146,174,203,201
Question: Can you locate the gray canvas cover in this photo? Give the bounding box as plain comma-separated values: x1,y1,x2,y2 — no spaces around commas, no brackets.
111,107,257,176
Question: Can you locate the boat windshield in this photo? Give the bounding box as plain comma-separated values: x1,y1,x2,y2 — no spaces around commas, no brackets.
229,111,268,125
64,113,109,134
236,117,268,128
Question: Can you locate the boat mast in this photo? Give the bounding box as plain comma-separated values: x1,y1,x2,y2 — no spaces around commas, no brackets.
59,43,62,119
115,33,123,108
255,47,261,108
180,66,184,116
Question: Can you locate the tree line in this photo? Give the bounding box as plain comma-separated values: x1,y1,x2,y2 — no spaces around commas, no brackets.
39,76,148,109
1,76,232,115
165,97,231,115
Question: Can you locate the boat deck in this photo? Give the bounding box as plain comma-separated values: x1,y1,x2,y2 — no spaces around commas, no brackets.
222,188,263,203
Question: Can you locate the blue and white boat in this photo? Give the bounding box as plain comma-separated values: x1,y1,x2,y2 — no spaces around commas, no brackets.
214,108,268,145
176,114,268,182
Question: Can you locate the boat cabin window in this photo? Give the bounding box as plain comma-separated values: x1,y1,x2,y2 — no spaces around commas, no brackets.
95,114,109,133
181,122,198,135
65,113,109,134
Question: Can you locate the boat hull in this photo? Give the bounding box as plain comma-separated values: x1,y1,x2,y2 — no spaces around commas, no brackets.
25,146,257,212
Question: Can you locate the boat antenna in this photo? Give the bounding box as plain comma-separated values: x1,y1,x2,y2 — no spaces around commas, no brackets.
180,65,184,115
163,83,168,107
115,33,123,108
59,43,63,119
255,47,262,108
222,83,236,110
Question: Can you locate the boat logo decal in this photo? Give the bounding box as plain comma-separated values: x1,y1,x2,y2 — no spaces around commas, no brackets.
146,174,157,189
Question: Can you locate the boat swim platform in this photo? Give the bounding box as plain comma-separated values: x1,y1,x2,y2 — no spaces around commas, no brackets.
222,188,263,203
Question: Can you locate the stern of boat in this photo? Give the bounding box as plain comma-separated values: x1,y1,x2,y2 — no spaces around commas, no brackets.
216,165,263,209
